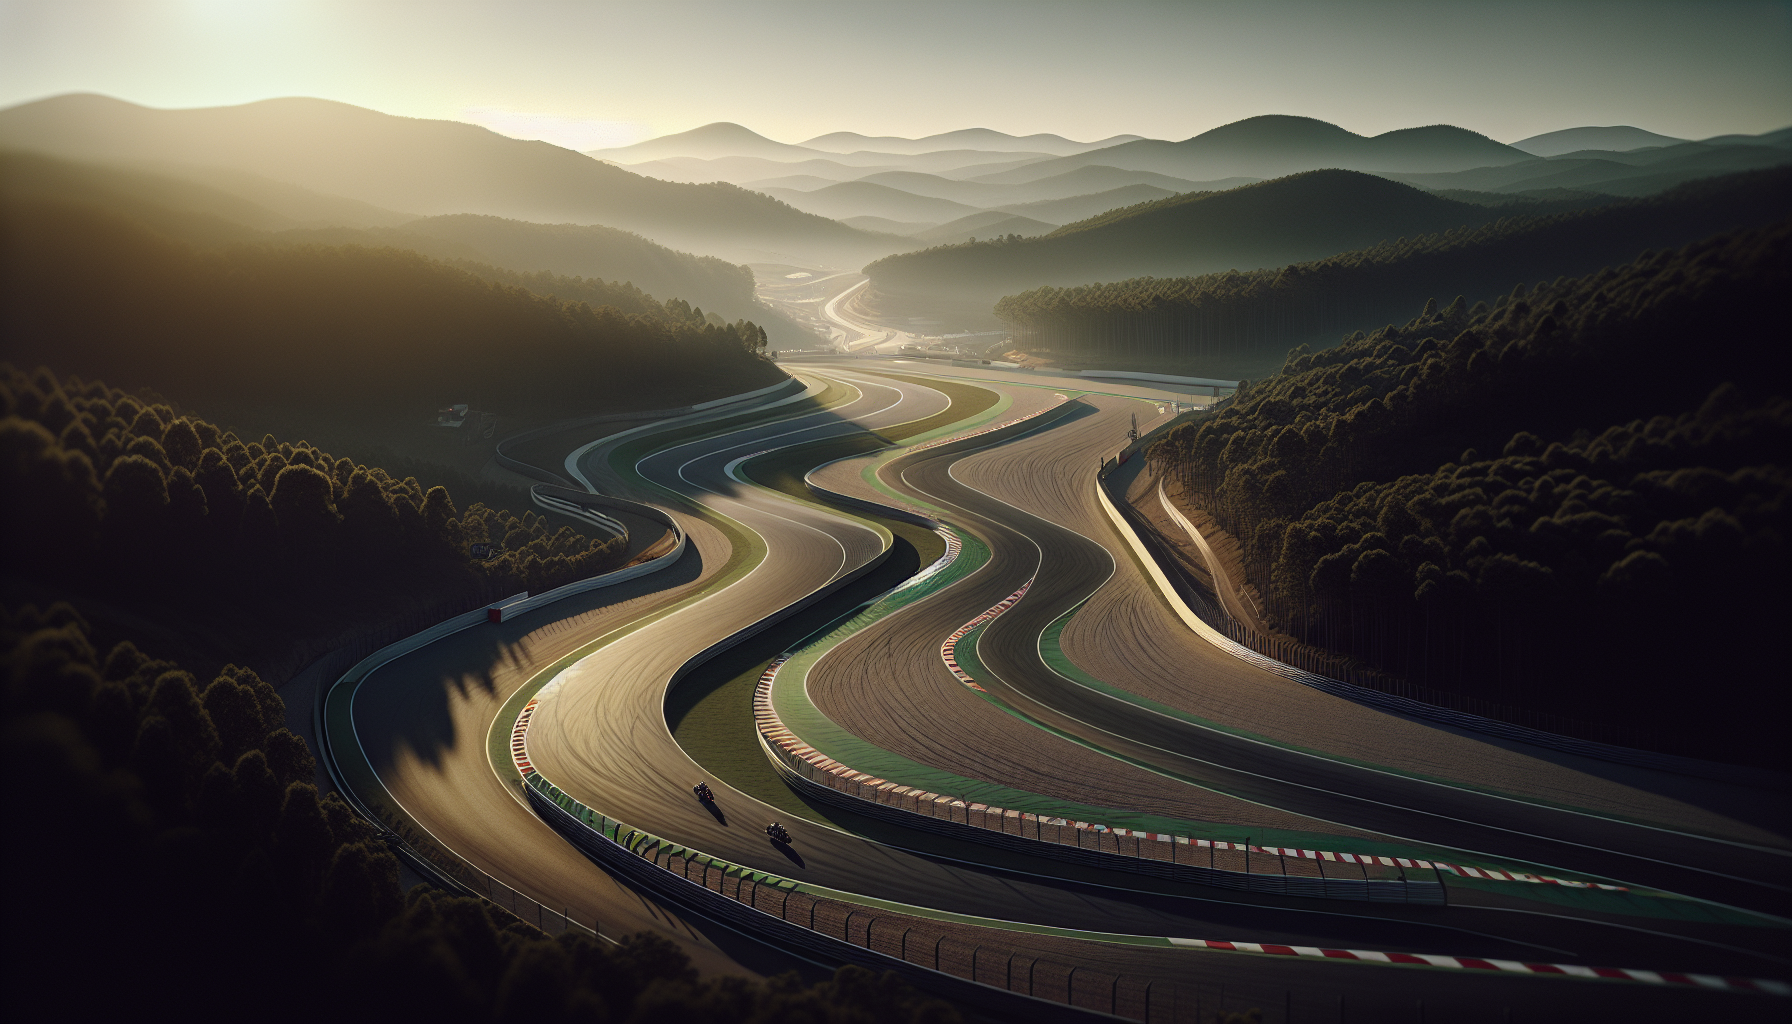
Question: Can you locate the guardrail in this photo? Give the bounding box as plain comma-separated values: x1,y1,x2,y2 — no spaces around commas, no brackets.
782,397,1443,903
1076,370,1239,389
521,772,1124,1023
753,659,1444,905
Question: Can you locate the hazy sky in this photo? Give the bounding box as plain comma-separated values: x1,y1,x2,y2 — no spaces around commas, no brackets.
3,1,1789,148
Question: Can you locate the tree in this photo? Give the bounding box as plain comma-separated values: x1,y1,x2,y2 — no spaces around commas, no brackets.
318,841,403,941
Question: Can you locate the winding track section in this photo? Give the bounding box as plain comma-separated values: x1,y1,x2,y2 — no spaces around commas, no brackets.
341,364,1788,1021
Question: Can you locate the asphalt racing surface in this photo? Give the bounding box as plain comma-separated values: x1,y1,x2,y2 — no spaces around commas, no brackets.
343,365,1787,1021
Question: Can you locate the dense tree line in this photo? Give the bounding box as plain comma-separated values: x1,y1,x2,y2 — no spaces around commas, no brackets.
444,260,748,329
1,151,811,349
306,211,759,309
1147,222,1790,764
998,167,1792,380
0,197,780,420
0,365,625,668
0,604,960,1023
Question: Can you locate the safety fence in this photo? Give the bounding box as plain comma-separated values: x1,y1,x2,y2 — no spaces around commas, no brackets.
523,768,1306,1023
752,660,1446,905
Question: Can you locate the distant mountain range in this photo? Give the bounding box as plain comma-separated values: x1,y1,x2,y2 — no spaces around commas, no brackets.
0,94,903,266
6,93,1785,292
989,116,1533,182
800,128,1143,156
909,212,1060,247
598,115,1792,246
1388,136,1792,196
737,166,1251,229
592,122,1144,163
618,150,1053,184
993,185,1179,225
762,181,984,224
588,122,1062,176
1508,125,1688,157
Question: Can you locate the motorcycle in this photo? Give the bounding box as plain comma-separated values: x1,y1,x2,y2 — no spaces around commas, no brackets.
693,782,714,802
764,822,792,844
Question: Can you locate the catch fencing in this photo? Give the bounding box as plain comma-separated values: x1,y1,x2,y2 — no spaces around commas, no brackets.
526,772,1310,1023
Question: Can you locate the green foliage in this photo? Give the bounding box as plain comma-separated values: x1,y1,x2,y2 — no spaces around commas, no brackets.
0,608,962,1023
1149,221,1790,762
0,196,779,419
997,167,1792,377
0,365,628,667
867,169,1498,299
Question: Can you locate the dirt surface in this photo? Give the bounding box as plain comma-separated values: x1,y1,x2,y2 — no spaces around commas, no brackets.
1142,476,1267,633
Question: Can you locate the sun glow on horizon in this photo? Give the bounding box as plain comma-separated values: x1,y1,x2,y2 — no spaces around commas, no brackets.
459,106,652,153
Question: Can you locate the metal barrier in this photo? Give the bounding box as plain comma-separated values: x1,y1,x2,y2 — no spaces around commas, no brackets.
525,771,1206,1022
753,661,1444,905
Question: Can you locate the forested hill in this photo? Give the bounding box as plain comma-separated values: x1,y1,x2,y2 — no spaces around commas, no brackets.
864,170,1499,304
0,193,785,420
979,115,1530,181
0,365,627,669
0,151,816,345
0,369,957,1021
998,166,1792,380
0,93,904,265
280,214,820,346
1147,221,1791,764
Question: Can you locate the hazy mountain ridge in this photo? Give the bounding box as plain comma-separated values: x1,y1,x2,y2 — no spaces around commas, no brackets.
761,182,984,224
992,184,1179,224
800,128,1144,156
1389,138,1792,195
864,169,1503,301
989,116,1533,182
911,211,1058,246
993,166,1792,379
0,149,818,345
1508,125,1689,156
0,94,904,266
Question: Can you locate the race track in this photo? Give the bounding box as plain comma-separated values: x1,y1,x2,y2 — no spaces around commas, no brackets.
333,363,1790,1021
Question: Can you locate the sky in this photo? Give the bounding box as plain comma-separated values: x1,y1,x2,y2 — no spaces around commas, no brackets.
3,0,1789,148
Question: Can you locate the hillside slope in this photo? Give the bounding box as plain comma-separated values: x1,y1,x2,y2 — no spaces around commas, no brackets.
996,167,1792,379
1509,125,1689,156
994,184,1178,224
0,169,785,417
866,170,1496,301
761,181,982,223
0,94,900,265
802,128,1142,156
999,115,1530,180
0,151,816,345
1146,222,1791,763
